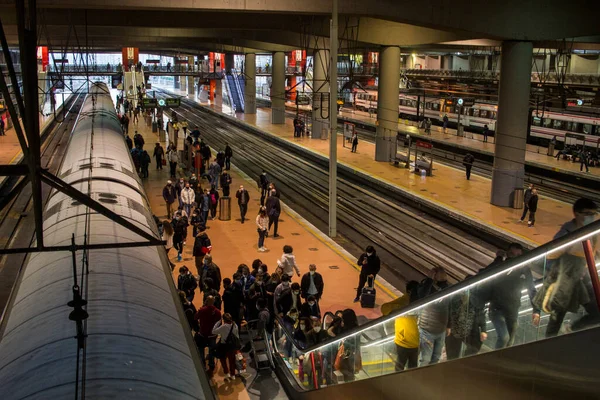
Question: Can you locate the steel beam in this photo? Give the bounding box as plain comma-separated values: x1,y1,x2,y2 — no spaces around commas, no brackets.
40,170,158,243
0,240,166,255
0,164,29,176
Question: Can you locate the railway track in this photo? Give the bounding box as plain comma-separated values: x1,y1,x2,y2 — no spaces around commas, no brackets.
0,91,85,314
157,90,496,289
284,109,599,205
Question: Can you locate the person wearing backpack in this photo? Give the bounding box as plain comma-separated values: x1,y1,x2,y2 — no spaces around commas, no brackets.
177,266,198,302
194,295,221,377
200,254,221,293
463,153,475,180
140,150,151,178
193,224,212,275
209,186,220,220
212,313,241,381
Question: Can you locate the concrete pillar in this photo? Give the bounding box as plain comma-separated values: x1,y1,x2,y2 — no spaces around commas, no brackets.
491,41,533,207
311,49,330,139
375,46,401,161
215,79,222,107
174,75,180,89
187,56,195,97
245,53,257,114
225,53,235,74
271,51,285,124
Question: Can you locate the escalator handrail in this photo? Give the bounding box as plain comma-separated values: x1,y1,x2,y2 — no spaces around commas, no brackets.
271,219,600,354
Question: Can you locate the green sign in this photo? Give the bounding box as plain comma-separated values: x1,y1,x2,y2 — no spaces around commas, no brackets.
158,99,166,107
166,98,181,107
142,98,158,108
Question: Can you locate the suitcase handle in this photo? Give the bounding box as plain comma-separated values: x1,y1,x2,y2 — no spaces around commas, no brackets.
367,274,375,288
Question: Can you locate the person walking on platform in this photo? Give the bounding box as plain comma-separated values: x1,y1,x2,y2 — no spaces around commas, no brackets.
177,266,198,302
520,184,534,223
482,124,489,143
140,150,151,178
208,160,222,190
199,188,211,224
259,171,270,206
167,147,179,178
125,134,133,150
351,132,358,153
277,245,301,279
162,180,177,218
301,264,324,303
268,183,280,198
266,189,281,237
256,206,269,252
180,183,195,218
463,153,475,180
224,143,233,170
172,212,189,262
425,118,432,134
381,280,420,371
354,245,381,303
202,142,212,171
579,149,590,173
153,142,165,170
236,184,250,223
175,177,186,209
209,186,220,220
534,198,599,338
527,189,539,227
220,171,232,197
442,115,448,133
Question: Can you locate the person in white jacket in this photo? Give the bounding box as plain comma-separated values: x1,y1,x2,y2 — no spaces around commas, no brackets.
167,147,179,178
277,245,300,278
180,183,195,217
256,206,269,252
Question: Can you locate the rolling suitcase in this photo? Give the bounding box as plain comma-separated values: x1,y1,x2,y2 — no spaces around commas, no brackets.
360,275,376,308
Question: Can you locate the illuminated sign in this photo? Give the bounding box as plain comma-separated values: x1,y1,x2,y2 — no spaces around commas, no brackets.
142,98,158,108
157,99,166,107
165,98,180,107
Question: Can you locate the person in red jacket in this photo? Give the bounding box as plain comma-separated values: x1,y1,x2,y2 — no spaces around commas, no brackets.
194,296,221,376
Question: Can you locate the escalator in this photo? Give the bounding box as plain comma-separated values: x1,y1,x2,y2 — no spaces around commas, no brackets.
235,75,245,111
267,220,600,399
225,74,244,112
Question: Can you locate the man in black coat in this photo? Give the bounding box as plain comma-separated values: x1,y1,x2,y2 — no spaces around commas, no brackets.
527,188,539,227
224,143,233,170
235,184,250,223
354,245,381,302
300,264,324,302
266,189,281,237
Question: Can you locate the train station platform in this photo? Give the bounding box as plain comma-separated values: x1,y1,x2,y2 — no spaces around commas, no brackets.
0,93,70,185
156,86,574,247
126,98,397,397
335,108,600,180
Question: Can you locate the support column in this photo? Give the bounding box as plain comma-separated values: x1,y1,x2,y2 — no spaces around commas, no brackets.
375,46,401,161
174,75,180,89
187,56,195,97
311,49,329,139
225,53,235,74
215,78,222,107
271,51,285,124
245,53,257,114
490,41,533,207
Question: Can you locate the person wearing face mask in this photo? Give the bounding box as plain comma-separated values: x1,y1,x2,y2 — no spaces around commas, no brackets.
300,295,321,319
301,264,324,302
251,259,270,282
237,264,255,297
162,180,177,218
535,198,599,337
199,188,211,224
175,178,186,209
519,184,535,223
180,183,195,217
235,184,250,224
256,206,269,252
177,266,198,302
258,170,270,206
273,275,293,316
193,225,212,276
304,317,328,388
354,245,381,303
479,244,539,350
246,274,267,321
172,212,188,262
281,308,299,359
256,297,272,337
199,254,221,293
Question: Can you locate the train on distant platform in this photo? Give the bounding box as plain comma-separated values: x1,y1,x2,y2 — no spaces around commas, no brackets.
353,89,600,146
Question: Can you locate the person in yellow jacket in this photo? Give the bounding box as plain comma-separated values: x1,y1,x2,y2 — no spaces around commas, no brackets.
381,281,420,371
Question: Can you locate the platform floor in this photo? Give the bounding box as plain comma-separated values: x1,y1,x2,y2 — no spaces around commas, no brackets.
158,85,575,247
0,93,68,167
131,101,394,397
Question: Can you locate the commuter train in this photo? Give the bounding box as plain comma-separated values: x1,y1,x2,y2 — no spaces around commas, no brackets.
354,89,600,145
0,83,208,399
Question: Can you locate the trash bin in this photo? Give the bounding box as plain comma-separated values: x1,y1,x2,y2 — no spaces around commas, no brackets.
513,188,524,209
547,142,555,157
457,125,465,137
219,197,231,221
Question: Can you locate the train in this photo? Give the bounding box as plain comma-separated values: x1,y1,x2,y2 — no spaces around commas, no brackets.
354,89,600,146
0,82,209,399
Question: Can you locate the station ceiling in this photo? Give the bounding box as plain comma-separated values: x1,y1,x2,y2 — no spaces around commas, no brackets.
1,0,600,54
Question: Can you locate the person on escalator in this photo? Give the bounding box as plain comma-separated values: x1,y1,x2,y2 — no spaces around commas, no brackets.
335,309,361,382
381,280,420,371
304,317,328,389
417,267,451,366
480,243,539,349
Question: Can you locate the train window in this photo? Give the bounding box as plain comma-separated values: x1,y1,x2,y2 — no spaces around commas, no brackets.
425,103,431,110
472,109,480,118
532,116,542,126
566,121,578,132
582,124,592,134
552,120,565,130
433,103,440,111
480,110,488,118
543,118,552,127
491,111,497,120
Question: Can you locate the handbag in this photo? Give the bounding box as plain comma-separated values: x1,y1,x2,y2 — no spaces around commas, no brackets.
161,158,166,166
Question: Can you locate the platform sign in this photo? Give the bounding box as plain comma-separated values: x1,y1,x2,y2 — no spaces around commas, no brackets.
462,97,475,107
416,140,433,149
142,98,158,109
165,98,181,107
296,93,310,106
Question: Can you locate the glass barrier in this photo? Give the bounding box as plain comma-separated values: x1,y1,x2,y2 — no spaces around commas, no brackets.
270,219,600,390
